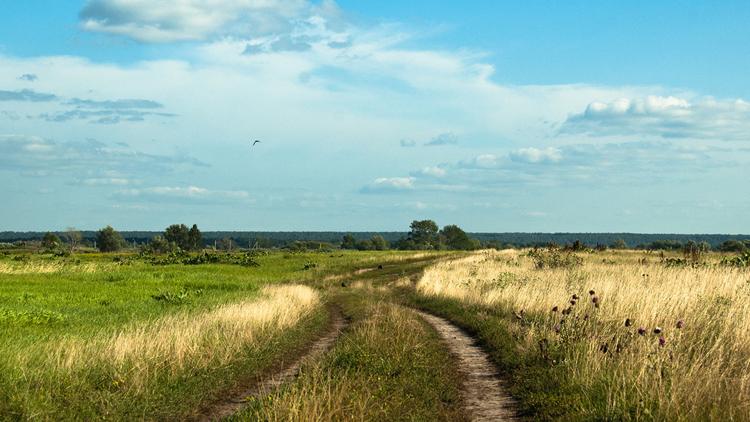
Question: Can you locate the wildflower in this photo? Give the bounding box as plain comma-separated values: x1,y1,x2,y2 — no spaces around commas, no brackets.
676,320,684,329
653,327,662,334
638,327,646,336
625,318,632,327
659,336,666,347
570,300,577,306
592,295,599,304
551,306,559,312
589,289,595,295
572,294,579,300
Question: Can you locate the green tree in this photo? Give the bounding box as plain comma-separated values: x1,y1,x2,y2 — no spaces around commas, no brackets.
370,235,389,250
409,220,439,249
356,239,374,251
144,236,176,254
719,240,746,253
439,224,474,250
341,234,357,250
164,224,190,250
96,226,124,252
41,232,61,249
611,239,628,249
188,224,202,251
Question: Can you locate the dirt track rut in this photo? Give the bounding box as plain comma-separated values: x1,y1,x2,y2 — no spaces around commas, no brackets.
198,309,347,421
416,310,517,421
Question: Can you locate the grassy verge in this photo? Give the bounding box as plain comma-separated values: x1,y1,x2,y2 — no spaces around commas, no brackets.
233,290,466,421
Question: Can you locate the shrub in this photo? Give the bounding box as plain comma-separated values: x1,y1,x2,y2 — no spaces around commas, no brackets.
527,247,583,269
96,226,125,252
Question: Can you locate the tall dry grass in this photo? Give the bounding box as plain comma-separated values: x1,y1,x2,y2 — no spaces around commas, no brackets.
0,260,108,274
417,250,750,420
4,284,321,419
44,285,320,391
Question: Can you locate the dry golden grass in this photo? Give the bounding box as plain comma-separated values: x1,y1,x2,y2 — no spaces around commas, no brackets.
417,250,750,420
0,260,108,274
30,285,320,394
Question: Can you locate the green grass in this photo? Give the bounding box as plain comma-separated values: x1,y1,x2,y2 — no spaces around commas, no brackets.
234,295,466,421
0,250,438,420
403,292,582,421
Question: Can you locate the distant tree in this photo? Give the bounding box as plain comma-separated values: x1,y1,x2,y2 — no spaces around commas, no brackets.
41,232,61,249
611,239,628,249
341,234,357,250
355,239,374,251
144,236,176,254
409,220,439,249
217,237,234,251
719,240,747,253
439,225,474,250
370,235,389,251
164,224,190,250
96,226,124,252
188,224,202,251
64,227,82,252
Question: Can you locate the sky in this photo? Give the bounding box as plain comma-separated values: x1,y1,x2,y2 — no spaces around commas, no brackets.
0,1,748,233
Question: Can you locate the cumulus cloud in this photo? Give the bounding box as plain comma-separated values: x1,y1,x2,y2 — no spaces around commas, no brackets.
360,177,415,193
425,132,458,146
0,89,57,102
415,166,447,177
79,0,317,43
509,147,562,164
561,95,750,141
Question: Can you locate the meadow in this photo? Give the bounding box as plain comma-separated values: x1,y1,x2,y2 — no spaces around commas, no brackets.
0,250,439,420
411,248,750,420
2,246,749,421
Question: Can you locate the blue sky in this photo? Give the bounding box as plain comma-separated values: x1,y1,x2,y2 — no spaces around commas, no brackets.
0,1,748,232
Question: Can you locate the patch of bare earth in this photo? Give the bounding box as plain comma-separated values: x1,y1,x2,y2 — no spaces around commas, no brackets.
196,308,347,421
416,310,517,422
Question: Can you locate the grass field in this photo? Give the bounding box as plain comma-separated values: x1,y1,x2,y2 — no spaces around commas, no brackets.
410,249,750,420
2,247,748,420
0,250,441,420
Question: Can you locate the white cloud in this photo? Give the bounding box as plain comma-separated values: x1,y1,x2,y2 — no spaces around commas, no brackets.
509,147,562,164
417,166,447,177
115,186,250,202
562,95,750,140
360,177,415,193
425,132,458,146
79,0,324,43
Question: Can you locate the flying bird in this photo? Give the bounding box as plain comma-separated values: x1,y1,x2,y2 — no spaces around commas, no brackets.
251,139,261,147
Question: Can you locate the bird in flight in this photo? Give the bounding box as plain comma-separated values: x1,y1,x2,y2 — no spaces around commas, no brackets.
251,139,261,147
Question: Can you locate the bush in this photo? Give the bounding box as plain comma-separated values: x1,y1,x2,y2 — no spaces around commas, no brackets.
527,247,583,269
96,226,125,252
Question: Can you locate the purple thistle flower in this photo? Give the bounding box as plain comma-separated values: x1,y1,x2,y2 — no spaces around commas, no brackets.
653,327,662,334
592,296,599,304
572,294,579,300
589,290,595,296
551,306,559,313
676,320,684,329
638,327,647,336
659,336,666,347
570,300,577,306
625,318,633,327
